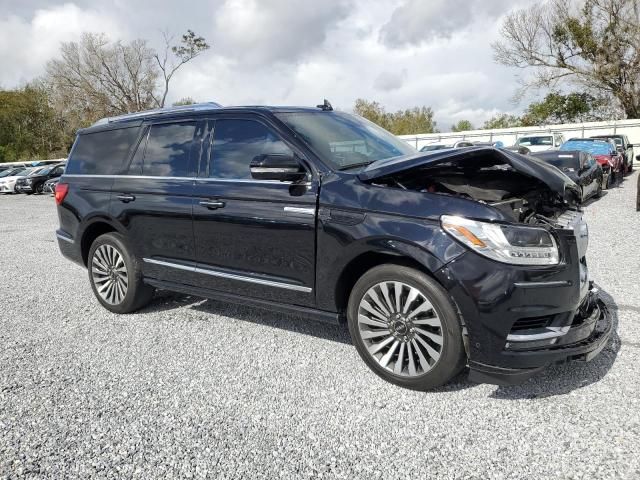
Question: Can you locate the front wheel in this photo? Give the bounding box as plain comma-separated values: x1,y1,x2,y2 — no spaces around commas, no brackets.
347,264,466,391
88,232,154,313
595,178,603,197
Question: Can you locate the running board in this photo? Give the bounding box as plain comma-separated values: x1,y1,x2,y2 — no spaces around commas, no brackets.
144,278,342,325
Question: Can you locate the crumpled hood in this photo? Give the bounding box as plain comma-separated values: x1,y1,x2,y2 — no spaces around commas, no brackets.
358,146,581,203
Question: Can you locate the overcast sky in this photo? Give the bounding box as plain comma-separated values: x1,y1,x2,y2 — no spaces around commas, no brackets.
0,0,539,130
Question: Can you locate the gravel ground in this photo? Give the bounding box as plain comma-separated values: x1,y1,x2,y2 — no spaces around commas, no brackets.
1,174,639,479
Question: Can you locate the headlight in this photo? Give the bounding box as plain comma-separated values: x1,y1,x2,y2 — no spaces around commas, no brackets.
25,179,33,184
441,215,559,265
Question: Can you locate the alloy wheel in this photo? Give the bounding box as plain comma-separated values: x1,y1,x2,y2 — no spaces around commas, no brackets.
91,244,129,305
357,281,444,377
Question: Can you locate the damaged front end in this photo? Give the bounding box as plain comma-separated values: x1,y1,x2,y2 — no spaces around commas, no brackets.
359,146,581,224
358,147,612,385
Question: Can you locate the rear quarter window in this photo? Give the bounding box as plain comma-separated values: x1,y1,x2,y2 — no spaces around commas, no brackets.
65,126,141,175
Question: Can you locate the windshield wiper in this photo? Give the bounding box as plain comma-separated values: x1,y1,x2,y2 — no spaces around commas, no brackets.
337,161,375,171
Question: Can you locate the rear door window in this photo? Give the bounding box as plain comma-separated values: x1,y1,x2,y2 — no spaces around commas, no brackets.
66,126,141,175
140,122,197,177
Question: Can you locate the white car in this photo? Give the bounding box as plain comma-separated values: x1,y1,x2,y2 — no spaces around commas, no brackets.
0,167,42,194
513,134,565,153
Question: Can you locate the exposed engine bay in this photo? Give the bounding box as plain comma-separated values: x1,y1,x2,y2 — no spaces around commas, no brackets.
368,151,580,225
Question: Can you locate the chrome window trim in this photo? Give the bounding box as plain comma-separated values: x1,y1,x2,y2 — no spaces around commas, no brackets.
61,174,301,185
143,258,312,293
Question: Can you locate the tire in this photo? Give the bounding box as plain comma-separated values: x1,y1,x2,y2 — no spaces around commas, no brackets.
605,172,612,189
36,183,43,194
88,232,154,313
347,264,466,391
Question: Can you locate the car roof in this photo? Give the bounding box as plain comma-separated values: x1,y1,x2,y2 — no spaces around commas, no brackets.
567,137,609,143
84,103,332,133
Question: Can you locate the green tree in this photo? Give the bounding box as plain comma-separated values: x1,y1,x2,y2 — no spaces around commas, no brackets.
520,91,609,125
493,0,640,117
0,85,66,162
451,119,474,132
353,99,437,134
482,114,522,129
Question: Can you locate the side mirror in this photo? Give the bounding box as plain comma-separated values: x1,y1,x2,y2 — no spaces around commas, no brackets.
250,153,307,182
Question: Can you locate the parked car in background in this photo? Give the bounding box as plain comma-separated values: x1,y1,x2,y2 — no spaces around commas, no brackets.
560,139,624,188
0,167,25,179
15,163,65,194
590,134,634,173
512,134,564,153
55,102,610,390
0,167,41,194
43,177,60,195
532,150,603,201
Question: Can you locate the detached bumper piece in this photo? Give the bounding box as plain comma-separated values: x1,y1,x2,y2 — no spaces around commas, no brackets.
468,290,612,386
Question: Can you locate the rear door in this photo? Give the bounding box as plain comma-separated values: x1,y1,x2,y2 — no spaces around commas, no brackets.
191,115,318,306
110,119,205,284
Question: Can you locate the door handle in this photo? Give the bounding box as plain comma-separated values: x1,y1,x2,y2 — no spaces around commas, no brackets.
116,194,136,203
199,200,226,210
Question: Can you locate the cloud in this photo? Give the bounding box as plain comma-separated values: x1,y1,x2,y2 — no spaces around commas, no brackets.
379,0,531,48
374,69,407,92
0,3,122,86
0,0,541,130
212,0,353,66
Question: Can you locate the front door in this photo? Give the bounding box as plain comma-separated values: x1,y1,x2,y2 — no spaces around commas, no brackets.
192,117,318,306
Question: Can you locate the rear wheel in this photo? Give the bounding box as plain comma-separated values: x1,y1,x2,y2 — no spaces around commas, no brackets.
347,264,466,391
88,232,154,313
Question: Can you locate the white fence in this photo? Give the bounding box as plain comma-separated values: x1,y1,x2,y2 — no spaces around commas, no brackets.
398,119,640,150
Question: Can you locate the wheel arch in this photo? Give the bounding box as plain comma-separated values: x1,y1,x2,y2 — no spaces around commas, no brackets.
80,217,125,266
332,240,447,318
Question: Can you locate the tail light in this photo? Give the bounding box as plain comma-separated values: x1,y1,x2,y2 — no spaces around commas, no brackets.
54,183,69,205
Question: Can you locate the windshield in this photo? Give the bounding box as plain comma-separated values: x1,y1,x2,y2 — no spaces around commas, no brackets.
592,136,622,146
516,136,553,146
275,111,416,170
560,140,612,156
34,166,53,175
541,154,580,170
0,169,20,178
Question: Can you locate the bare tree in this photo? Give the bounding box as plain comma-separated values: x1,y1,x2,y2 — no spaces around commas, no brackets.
45,29,210,135
493,0,640,117
46,33,158,119
153,30,210,108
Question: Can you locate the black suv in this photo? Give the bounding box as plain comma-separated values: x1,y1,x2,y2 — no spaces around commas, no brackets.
15,163,65,194
55,102,611,390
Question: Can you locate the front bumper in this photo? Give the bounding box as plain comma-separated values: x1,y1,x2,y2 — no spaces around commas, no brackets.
434,214,612,385
0,183,15,192
467,292,611,385
15,184,33,193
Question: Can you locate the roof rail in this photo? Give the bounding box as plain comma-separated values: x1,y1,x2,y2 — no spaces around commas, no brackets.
92,102,224,126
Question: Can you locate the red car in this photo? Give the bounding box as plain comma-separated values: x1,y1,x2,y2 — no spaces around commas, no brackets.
560,138,624,188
